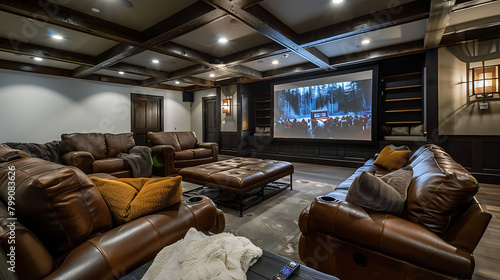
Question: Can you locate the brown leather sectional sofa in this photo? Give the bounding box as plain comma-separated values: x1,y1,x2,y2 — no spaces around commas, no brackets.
148,131,218,176
298,144,491,280
0,146,225,280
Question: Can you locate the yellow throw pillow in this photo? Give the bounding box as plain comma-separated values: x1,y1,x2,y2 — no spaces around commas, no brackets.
91,176,182,225
373,145,411,171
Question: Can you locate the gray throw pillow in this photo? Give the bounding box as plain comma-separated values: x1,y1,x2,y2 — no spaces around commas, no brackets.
410,124,424,136
346,166,413,216
391,126,410,136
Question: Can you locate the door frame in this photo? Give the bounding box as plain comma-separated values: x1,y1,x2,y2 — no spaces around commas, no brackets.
202,96,220,144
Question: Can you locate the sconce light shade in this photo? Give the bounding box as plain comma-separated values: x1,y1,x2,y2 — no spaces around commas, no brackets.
222,99,231,114
470,64,499,101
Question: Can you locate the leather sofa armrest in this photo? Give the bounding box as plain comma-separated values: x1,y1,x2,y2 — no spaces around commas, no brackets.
150,145,175,176
197,142,218,161
301,197,474,278
60,151,94,174
184,196,225,234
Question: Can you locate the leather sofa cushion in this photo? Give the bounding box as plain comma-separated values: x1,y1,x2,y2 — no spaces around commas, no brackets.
0,157,113,257
90,176,182,225
105,133,135,158
175,150,194,160
93,158,126,173
61,133,107,160
407,146,479,235
192,148,212,159
0,144,30,163
148,132,182,151
176,131,198,150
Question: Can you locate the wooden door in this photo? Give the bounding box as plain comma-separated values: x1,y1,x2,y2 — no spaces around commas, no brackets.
131,93,163,146
203,97,219,143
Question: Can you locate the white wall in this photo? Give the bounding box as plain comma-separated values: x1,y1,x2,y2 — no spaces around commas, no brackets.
190,88,216,142
0,69,190,143
438,48,500,135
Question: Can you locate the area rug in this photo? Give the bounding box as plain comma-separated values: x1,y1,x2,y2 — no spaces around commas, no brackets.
181,178,338,264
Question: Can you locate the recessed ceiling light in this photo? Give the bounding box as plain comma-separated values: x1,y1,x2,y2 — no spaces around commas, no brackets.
175,81,180,84
118,71,125,75
361,39,371,45
33,57,44,61
209,74,215,77
52,34,64,40
218,37,228,43
332,0,344,3
91,7,100,13
272,60,279,65
152,59,160,64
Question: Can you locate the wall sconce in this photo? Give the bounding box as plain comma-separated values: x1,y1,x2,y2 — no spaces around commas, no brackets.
222,98,231,114
469,63,499,101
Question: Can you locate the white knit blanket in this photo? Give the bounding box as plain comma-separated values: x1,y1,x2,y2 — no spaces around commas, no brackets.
141,228,263,280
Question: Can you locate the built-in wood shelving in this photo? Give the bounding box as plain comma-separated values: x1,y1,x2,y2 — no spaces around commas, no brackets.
384,109,422,113
255,93,272,130
385,97,422,102
384,84,422,90
382,71,422,79
385,121,422,124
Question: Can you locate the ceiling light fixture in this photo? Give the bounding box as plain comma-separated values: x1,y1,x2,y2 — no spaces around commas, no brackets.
152,59,160,64
209,74,215,77
119,71,125,75
218,37,228,43
332,0,344,3
361,39,371,45
91,8,100,13
175,81,180,84
33,57,43,61
272,60,279,65
52,34,64,40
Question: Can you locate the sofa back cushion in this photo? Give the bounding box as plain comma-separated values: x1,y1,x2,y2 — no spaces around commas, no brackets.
61,133,107,160
0,157,113,257
0,144,30,163
407,145,478,236
148,132,181,151
176,131,198,150
105,133,135,158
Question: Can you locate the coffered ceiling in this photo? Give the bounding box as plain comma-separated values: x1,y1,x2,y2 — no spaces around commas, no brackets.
0,0,499,92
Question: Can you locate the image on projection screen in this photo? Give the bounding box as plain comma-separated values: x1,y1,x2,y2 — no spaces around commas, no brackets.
273,70,373,141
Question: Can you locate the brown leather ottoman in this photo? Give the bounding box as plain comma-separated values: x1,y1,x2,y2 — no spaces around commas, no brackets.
179,157,294,216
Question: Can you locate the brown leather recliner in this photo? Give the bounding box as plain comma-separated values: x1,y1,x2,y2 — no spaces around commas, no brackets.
60,132,141,178
298,144,492,280
0,146,225,280
148,131,218,176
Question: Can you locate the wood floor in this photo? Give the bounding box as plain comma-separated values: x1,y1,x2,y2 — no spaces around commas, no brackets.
288,161,500,280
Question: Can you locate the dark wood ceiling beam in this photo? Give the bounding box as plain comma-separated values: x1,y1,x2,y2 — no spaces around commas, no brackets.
218,42,285,66
153,42,214,67
424,0,456,48
142,1,226,46
224,65,262,79
202,0,333,71
0,58,72,77
453,0,496,11
179,77,214,87
141,64,211,86
0,0,141,45
0,37,95,66
234,0,265,9
299,1,430,48
441,24,500,45
72,44,144,78
107,63,170,79
444,15,500,34
262,40,425,79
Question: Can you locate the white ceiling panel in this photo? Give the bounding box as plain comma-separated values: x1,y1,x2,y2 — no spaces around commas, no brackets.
162,81,192,87
46,0,198,32
260,0,416,34
241,52,308,72
0,11,118,56
94,69,149,80
0,51,80,70
121,51,197,72
448,1,500,26
192,69,241,81
171,16,272,57
316,19,427,58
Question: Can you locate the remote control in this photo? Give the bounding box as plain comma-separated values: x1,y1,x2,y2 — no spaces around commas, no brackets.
273,261,300,280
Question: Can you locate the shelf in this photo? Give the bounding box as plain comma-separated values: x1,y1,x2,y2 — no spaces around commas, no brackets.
384,109,422,113
256,108,271,111
382,72,422,79
257,116,271,119
256,124,271,127
385,121,422,124
385,97,422,102
256,100,271,103
384,84,421,90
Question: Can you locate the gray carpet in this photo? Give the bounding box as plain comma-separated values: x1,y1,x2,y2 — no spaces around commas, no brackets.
182,177,338,263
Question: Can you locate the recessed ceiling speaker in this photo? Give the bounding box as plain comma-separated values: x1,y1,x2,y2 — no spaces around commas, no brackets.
183,92,194,102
